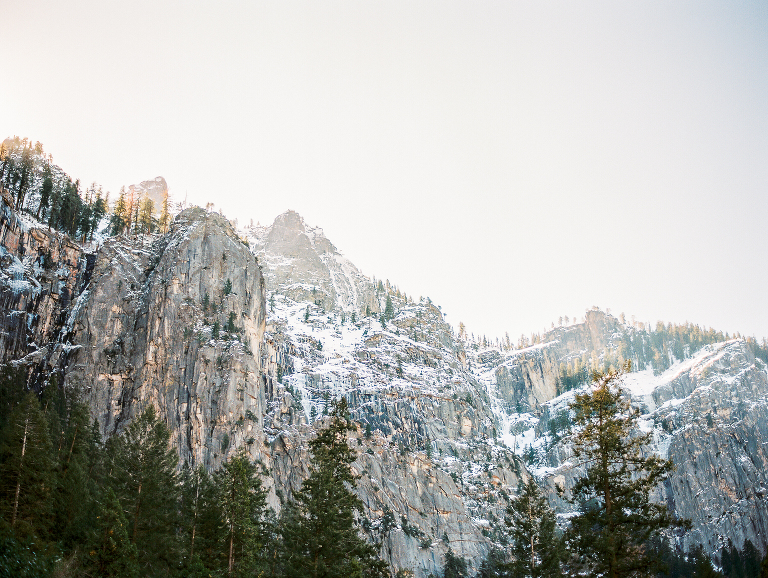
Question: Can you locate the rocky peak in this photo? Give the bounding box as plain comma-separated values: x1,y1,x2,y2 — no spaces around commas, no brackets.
127,176,168,207
271,209,306,233
245,210,374,314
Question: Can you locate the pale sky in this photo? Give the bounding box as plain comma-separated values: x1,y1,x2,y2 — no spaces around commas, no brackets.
2,1,767,341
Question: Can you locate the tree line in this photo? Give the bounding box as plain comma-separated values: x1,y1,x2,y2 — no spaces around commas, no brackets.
1,136,170,241
0,366,387,577
554,320,768,397
4,362,767,578
480,363,768,578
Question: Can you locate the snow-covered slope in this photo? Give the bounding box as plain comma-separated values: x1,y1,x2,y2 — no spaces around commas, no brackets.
245,210,768,571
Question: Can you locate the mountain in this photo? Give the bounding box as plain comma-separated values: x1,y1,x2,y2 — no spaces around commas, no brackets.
2,202,767,576
127,176,168,208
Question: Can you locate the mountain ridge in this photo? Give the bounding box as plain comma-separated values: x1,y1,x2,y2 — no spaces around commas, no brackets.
2,191,768,575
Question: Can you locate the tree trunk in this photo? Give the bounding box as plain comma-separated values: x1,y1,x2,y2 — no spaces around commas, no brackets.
228,523,235,576
132,482,143,543
11,416,29,527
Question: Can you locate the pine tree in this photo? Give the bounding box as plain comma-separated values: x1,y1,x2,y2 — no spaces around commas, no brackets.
566,362,687,578
226,311,237,333
179,463,221,576
506,477,563,578
137,194,154,234
106,406,180,574
280,398,389,578
213,450,273,577
443,548,469,578
384,295,394,320
742,540,761,578
90,189,108,239
159,189,171,233
0,392,54,540
477,548,508,578
84,487,139,578
110,187,129,235
50,394,102,549
37,176,53,220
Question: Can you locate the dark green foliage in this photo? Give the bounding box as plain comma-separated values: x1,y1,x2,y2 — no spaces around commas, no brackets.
443,548,468,578
224,278,233,295
178,464,209,566
748,337,768,365
37,177,52,220
384,295,394,320
213,322,220,340
476,548,509,578
0,365,28,433
566,363,688,578
0,368,287,577
547,409,571,442
721,539,763,578
110,189,129,235
280,398,389,578
83,487,139,578
647,538,722,578
54,179,84,236
0,392,54,540
742,540,762,578
506,477,563,578
0,530,58,578
106,406,180,575
226,311,237,333
49,397,102,550
90,190,109,237
209,450,273,577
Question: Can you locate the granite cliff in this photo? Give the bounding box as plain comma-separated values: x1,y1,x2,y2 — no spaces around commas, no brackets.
1,203,767,575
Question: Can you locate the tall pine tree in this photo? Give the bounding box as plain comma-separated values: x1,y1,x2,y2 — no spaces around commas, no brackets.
106,406,180,575
280,398,388,578
566,362,687,578
506,477,563,578
213,450,273,578
0,392,54,540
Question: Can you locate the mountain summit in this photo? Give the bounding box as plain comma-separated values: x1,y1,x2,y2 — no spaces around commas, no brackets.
246,210,375,314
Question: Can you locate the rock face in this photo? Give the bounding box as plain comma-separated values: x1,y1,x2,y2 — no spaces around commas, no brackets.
0,202,91,367
651,342,768,554
128,176,168,208
68,208,268,471
498,336,768,559
1,206,269,472
2,204,768,576
248,212,524,576
247,210,379,314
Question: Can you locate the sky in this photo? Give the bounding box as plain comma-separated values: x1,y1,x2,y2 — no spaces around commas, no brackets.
2,1,767,341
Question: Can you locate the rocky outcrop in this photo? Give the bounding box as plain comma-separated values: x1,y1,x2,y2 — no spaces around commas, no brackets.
248,211,527,576
0,203,90,368
531,340,768,556
64,208,268,470
128,176,168,208
656,342,768,554
3,203,768,575
247,210,379,315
